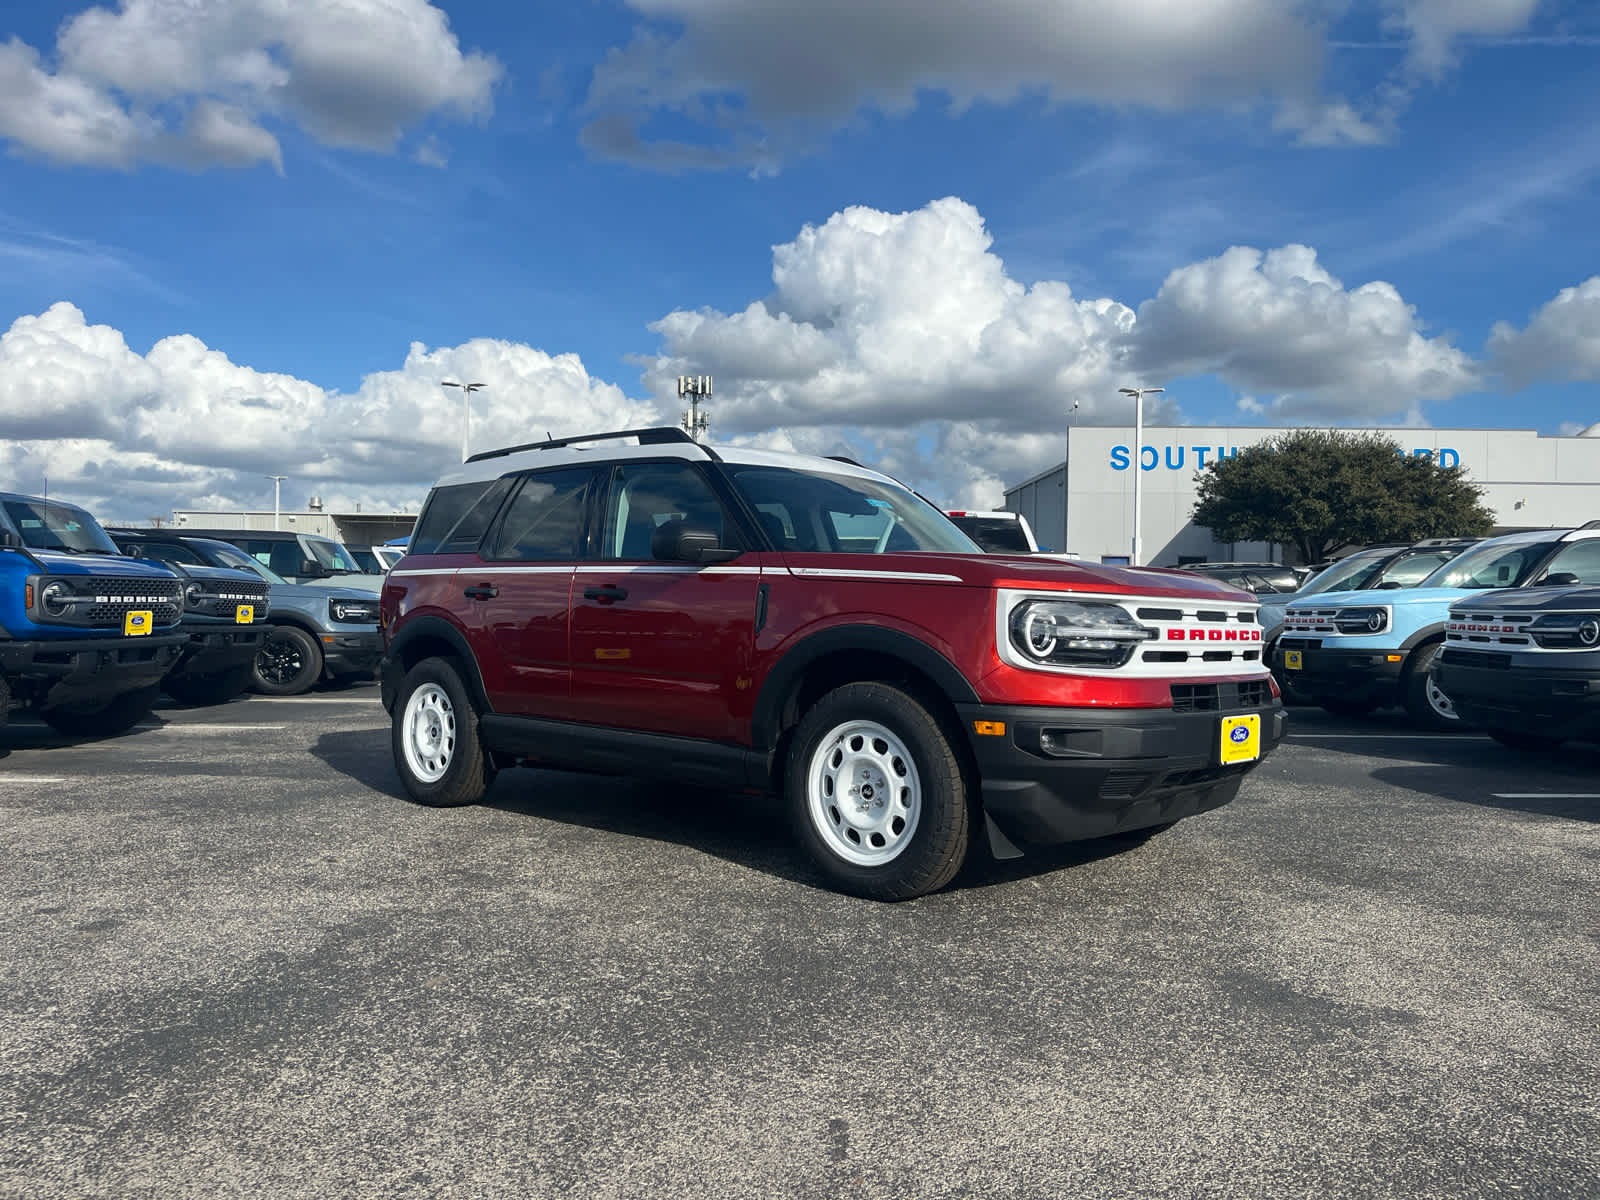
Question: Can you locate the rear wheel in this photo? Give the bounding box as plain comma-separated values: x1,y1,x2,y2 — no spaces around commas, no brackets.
164,664,253,707
41,686,159,737
1488,729,1563,752
392,658,493,807
786,682,970,901
252,626,323,696
1402,643,1461,731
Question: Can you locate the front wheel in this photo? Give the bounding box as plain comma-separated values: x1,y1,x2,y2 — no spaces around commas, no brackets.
41,686,159,737
392,658,493,807
785,682,970,901
252,626,324,696
1403,643,1461,731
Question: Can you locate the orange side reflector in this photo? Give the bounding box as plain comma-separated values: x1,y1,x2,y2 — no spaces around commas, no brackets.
972,720,1006,737
1385,654,1403,663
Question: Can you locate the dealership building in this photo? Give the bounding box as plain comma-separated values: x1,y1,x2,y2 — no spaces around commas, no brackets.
1004,425,1600,566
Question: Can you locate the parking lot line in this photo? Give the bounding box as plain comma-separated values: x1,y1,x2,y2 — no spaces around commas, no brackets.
0,775,66,784
1286,733,1483,740
141,723,288,732
1492,793,1600,800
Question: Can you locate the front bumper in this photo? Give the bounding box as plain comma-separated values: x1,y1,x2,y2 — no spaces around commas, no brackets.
173,626,266,677
322,630,382,679
0,633,189,708
957,696,1286,850
1437,653,1600,740
1274,639,1404,705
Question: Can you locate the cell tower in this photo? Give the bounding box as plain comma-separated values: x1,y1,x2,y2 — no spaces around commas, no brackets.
678,375,712,442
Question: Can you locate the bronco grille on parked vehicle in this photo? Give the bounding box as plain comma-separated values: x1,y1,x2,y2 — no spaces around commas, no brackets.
39,576,185,628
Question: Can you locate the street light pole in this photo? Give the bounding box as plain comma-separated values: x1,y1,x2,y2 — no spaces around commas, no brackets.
1118,386,1164,566
264,475,287,531
442,381,487,461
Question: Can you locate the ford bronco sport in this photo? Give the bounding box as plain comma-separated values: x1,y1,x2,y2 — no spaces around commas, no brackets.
0,492,189,737
380,429,1284,900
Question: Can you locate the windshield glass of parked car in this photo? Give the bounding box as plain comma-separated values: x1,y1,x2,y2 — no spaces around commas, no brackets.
1530,537,1600,585
726,466,981,554
306,537,363,573
1298,551,1392,596
2,499,119,553
947,516,1031,553
1419,538,1565,590
205,541,289,585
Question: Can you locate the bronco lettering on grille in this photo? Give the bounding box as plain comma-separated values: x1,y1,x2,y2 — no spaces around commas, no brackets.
1164,628,1262,642
1447,621,1519,635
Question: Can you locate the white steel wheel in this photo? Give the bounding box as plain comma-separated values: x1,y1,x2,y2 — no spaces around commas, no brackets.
1404,643,1460,731
390,658,492,807
1424,673,1457,722
401,681,457,783
785,681,970,901
805,718,922,867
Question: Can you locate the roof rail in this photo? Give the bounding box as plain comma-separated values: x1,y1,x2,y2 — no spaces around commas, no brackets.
467,426,715,464
1581,518,1600,530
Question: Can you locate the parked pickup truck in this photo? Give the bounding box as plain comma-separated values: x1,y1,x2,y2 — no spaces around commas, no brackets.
1438,583,1600,750
0,492,188,737
1274,525,1600,729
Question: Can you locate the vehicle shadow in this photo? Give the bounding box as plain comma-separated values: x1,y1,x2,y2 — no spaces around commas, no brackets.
310,727,1154,897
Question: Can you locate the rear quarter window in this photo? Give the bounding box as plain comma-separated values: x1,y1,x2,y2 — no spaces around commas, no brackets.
410,478,514,555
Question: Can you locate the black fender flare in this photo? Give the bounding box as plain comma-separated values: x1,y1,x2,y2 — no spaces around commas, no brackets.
1398,622,1447,656
750,624,979,750
383,615,492,712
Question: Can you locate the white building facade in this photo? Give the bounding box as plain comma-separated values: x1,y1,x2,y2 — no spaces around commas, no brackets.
1004,426,1600,566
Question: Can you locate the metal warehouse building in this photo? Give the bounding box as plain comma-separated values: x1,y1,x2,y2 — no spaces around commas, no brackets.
1004,425,1600,566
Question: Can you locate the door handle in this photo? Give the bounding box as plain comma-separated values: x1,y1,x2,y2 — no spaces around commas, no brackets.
463,583,498,600
583,584,629,603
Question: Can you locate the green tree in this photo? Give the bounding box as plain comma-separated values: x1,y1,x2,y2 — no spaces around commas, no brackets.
1191,429,1495,564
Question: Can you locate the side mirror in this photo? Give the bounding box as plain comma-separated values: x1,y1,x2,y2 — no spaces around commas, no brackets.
299,558,331,578
1540,572,1581,587
652,523,740,564
0,529,20,549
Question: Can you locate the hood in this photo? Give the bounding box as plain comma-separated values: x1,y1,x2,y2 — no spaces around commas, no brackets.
269,579,380,604
164,562,264,587
19,548,181,580
1449,584,1600,615
1285,585,1477,610
823,552,1259,602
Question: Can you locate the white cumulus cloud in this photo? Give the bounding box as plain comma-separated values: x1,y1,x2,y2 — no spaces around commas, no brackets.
1487,276,1600,389
0,0,500,171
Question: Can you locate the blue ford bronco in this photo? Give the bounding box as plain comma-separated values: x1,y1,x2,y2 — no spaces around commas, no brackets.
0,492,188,737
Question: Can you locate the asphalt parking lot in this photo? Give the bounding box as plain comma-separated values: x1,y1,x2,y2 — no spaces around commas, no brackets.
2,690,1596,1199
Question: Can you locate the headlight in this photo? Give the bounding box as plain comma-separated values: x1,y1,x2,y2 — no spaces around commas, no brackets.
1333,606,1389,634
329,598,379,624
1529,612,1600,649
184,582,205,609
1007,598,1153,669
40,580,76,617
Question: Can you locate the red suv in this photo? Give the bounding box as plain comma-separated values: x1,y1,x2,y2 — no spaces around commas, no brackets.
380,428,1284,900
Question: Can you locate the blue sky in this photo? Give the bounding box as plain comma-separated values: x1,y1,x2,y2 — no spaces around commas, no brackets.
1,0,1598,520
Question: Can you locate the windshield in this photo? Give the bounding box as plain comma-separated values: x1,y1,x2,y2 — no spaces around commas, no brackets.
1418,538,1563,590
306,536,363,573
1299,552,1392,596
204,540,288,585
725,465,981,554
946,515,1032,553
1530,536,1600,585
2,498,119,553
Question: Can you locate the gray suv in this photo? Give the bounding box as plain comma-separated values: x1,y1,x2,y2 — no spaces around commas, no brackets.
108,531,382,695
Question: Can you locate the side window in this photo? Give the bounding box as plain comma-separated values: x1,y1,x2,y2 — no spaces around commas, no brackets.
485,468,593,562
602,462,734,561
410,478,514,555
1538,537,1600,585
238,540,274,569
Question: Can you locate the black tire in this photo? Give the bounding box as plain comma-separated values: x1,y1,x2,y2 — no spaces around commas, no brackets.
1488,729,1564,752
164,663,253,707
1320,698,1376,717
1402,643,1461,731
391,658,494,807
40,686,159,737
785,681,970,901
252,625,324,696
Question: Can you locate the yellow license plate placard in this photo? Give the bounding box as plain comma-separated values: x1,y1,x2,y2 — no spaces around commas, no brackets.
124,609,153,636
1219,714,1261,765
235,604,255,624
1284,649,1303,670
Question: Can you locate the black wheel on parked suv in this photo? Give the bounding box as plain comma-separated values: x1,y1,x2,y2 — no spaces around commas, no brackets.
1402,643,1461,732
252,625,323,696
164,664,253,708
785,681,971,902
40,686,160,737
1487,729,1564,752
392,658,494,807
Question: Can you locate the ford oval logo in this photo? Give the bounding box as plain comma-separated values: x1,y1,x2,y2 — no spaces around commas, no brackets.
1230,726,1250,744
